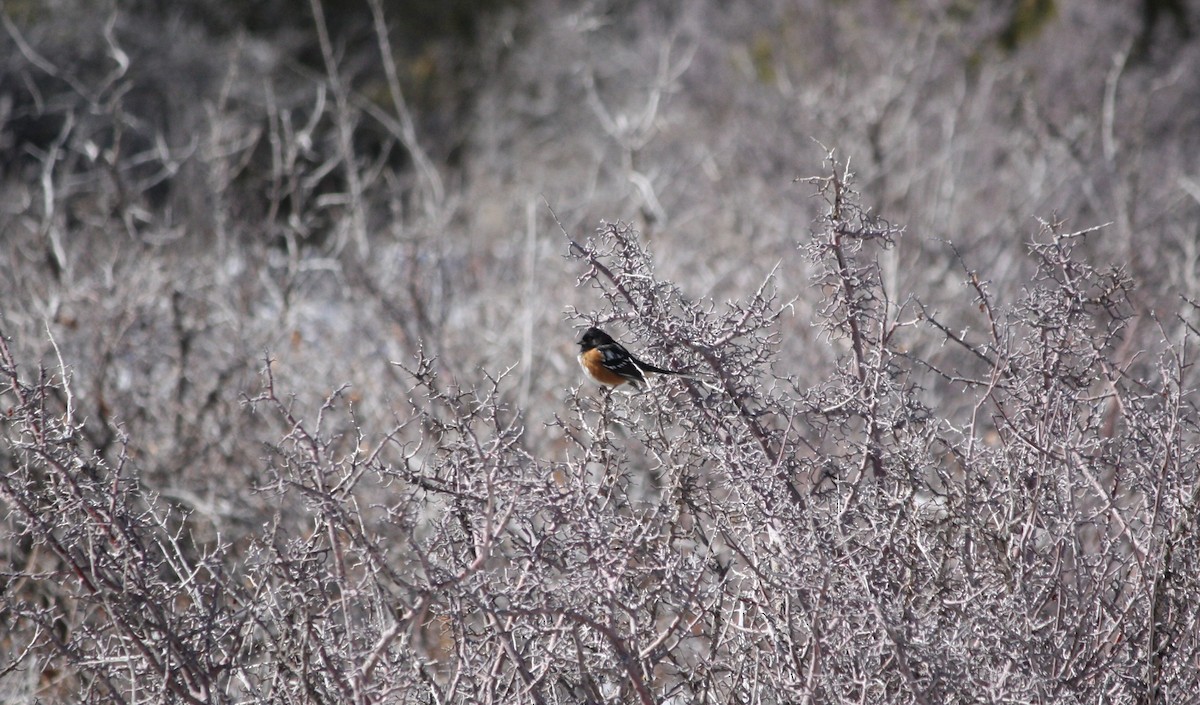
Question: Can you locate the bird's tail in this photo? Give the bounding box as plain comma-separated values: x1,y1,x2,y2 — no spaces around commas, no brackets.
634,360,692,378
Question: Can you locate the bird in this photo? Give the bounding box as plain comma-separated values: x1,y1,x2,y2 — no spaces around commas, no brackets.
577,326,686,389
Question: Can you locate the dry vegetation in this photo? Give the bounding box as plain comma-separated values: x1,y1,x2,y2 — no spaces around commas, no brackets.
2,0,1200,702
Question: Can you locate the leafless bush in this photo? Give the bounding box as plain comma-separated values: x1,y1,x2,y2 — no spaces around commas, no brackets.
6,154,1200,702
3,1,1200,703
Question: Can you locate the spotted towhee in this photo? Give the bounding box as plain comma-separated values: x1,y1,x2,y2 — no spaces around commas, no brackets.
577,327,686,389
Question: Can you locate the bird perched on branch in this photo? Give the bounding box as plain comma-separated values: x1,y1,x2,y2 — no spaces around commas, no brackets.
577,327,687,389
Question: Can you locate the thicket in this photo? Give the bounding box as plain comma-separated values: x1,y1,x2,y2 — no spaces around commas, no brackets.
2,1,1199,703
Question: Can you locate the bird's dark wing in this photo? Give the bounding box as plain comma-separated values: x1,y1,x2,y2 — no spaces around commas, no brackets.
600,343,684,378
629,356,681,376
597,344,648,384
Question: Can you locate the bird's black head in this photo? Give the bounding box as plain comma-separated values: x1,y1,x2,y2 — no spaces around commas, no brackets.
578,327,616,352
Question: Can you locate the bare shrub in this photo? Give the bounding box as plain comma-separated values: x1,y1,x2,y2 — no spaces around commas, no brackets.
6,155,1200,703
3,1,1200,703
